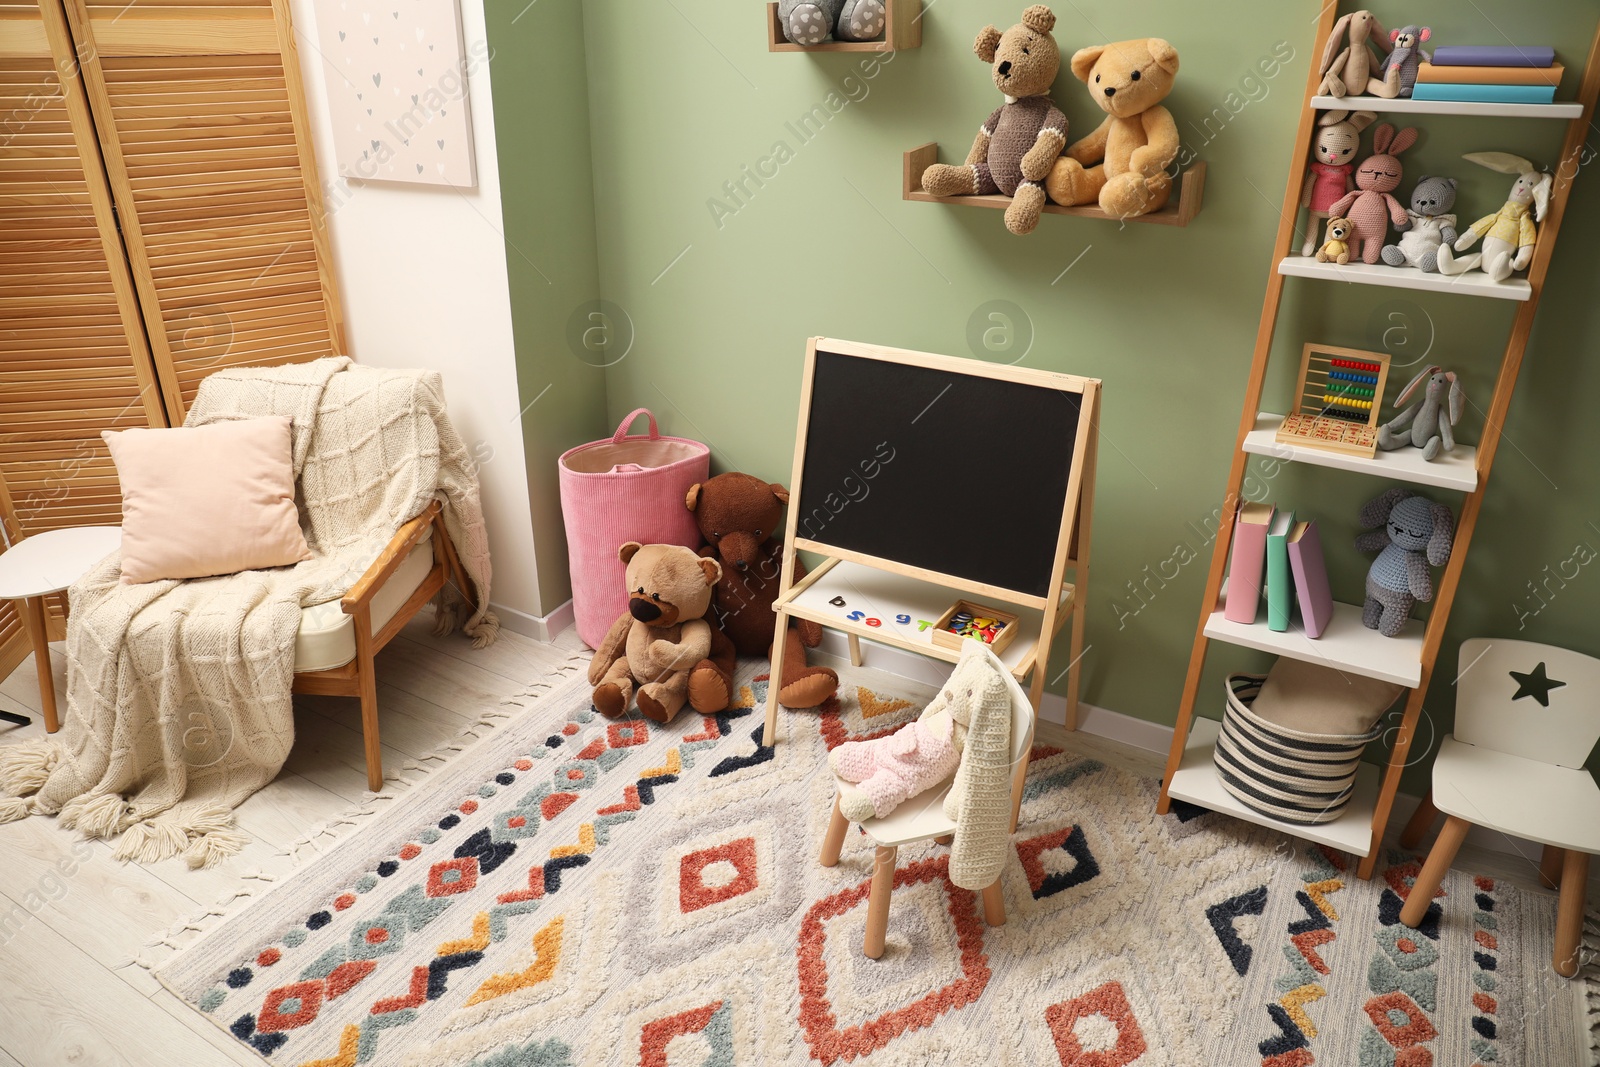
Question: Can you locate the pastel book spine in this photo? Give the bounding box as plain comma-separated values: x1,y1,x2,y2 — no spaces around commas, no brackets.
1416,61,1564,86
1265,511,1296,633
1430,45,1556,68
1287,519,1334,640
1224,502,1275,625
1411,82,1557,104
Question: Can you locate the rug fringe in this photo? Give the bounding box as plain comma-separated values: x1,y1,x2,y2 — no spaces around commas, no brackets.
134,646,589,975
1583,909,1599,1066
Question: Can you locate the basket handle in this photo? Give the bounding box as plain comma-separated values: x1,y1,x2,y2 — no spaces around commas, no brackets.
611,408,660,444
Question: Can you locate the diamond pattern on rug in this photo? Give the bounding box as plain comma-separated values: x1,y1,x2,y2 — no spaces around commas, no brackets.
153,664,1589,1067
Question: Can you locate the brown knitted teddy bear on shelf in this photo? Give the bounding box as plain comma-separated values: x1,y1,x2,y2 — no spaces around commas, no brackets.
1046,38,1181,218
919,4,1066,236
686,472,839,709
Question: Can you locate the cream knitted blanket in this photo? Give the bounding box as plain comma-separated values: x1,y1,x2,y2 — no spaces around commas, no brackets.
939,640,1018,892
0,358,497,867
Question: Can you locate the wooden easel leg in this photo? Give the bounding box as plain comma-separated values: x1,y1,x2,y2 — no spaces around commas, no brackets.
819,794,848,867
21,597,58,733
847,633,862,667
1063,607,1086,732
863,844,896,959
1398,790,1439,850
1554,849,1590,978
1399,815,1469,928
762,610,790,747
1540,843,1565,891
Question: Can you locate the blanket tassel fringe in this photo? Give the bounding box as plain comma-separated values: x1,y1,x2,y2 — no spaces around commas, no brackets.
0,737,57,798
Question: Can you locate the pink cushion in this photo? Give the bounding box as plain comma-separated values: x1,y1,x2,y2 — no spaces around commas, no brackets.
102,417,312,583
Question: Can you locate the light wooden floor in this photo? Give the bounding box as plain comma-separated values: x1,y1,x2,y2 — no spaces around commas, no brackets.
0,621,1581,1066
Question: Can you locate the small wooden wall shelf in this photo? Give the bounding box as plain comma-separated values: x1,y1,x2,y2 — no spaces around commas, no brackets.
766,0,921,52
902,143,1206,227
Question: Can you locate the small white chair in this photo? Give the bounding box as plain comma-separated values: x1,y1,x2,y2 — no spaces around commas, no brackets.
1399,637,1600,977
818,657,1034,959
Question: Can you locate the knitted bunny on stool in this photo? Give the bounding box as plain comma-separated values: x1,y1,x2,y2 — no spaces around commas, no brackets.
1357,489,1453,637
1328,123,1419,264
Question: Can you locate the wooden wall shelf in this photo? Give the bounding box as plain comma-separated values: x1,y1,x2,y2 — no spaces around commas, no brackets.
766,0,920,52
902,143,1205,227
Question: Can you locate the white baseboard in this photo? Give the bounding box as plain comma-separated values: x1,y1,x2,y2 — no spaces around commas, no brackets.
489,598,573,643
817,632,1547,864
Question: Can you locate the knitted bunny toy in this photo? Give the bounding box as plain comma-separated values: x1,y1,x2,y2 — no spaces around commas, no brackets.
921,5,1067,235
1437,152,1552,282
1356,489,1453,637
1328,123,1419,264
829,639,1008,821
1381,175,1458,272
1318,10,1393,102
1300,110,1376,256
1378,365,1465,460
776,0,885,46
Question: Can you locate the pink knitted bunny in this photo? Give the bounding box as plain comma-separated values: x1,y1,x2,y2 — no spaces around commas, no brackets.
1328,123,1418,264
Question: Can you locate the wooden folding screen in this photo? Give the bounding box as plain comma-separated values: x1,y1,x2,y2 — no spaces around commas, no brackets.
0,0,341,674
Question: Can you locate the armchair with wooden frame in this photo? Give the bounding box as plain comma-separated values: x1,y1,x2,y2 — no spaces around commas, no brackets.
292,500,479,791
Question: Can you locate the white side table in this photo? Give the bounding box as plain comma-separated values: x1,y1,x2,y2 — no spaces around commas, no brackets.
0,526,122,733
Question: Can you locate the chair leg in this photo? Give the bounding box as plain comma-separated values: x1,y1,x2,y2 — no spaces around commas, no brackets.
21,597,58,733
1554,849,1590,978
1008,755,1027,833
1398,789,1439,850
933,834,953,846
1539,844,1565,891
819,795,849,867
863,845,896,959
351,607,384,792
981,878,1006,927
1400,815,1470,928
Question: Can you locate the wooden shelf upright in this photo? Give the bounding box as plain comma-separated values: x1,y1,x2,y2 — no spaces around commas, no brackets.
1157,3,1600,880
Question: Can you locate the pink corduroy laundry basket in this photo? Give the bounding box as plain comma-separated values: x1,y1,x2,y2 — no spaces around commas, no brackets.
558,408,710,648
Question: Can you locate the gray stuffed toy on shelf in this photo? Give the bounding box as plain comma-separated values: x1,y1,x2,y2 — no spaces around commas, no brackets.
1377,364,1465,461
1356,488,1454,637
777,0,886,45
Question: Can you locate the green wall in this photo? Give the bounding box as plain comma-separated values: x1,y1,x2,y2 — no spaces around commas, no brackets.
484,0,609,611
490,1,1600,786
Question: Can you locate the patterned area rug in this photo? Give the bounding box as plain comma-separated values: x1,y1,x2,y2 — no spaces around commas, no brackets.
156,663,1596,1066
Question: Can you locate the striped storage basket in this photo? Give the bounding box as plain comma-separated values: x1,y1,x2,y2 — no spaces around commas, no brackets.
1213,673,1382,825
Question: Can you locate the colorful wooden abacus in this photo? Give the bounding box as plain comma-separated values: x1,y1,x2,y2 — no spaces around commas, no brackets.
1274,344,1392,458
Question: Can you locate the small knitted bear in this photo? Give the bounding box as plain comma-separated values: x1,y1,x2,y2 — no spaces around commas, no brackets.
920,5,1066,235
1317,217,1354,264
1356,489,1453,637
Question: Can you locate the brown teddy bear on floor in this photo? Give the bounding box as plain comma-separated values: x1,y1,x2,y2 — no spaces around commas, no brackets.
1046,38,1181,218
686,473,839,709
919,5,1066,236
588,542,737,723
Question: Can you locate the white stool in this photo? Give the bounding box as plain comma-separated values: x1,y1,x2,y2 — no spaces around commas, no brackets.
0,526,122,733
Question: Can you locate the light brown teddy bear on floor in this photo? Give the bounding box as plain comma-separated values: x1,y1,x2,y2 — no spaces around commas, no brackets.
588,541,732,724
1046,38,1181,218
919,5,1066,236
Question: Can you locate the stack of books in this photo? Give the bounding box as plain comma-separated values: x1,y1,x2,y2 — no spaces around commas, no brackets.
1415,46,1563,105
1223,504,1334,638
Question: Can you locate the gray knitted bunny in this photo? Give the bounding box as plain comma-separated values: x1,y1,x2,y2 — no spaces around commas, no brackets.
1357,488,1453,637
1378,364,1465,460
778,0,885,45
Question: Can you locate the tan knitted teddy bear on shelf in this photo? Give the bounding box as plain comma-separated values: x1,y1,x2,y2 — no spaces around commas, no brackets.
919,5,1066,235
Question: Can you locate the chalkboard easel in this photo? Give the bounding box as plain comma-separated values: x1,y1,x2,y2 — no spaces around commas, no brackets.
766,337,1100,823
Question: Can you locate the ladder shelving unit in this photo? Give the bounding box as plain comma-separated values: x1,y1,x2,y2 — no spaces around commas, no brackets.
1157,3,1600,880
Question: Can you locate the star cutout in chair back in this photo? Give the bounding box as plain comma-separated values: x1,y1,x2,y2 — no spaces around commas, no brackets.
1508,661,1566,707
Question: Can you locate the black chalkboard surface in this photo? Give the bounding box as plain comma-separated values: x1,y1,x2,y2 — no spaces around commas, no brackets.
794,345,1083,599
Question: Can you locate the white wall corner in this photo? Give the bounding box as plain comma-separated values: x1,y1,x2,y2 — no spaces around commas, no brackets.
287,0,544,620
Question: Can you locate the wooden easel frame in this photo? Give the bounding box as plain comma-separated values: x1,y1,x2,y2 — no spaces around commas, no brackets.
764,337,1099,828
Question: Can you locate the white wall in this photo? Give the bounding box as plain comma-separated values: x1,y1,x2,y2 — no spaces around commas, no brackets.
287,0,548,624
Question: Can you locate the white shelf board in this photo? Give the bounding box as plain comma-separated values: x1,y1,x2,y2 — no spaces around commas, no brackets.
1203,599,1423,688
1277,256,1532,301
784,559,1069,679
1311,93,1584,120
1167,717,1379,857
1243,413,1478,493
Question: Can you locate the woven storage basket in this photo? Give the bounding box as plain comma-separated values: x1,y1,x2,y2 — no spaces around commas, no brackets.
558,409,710,648
1213,673,1383,825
